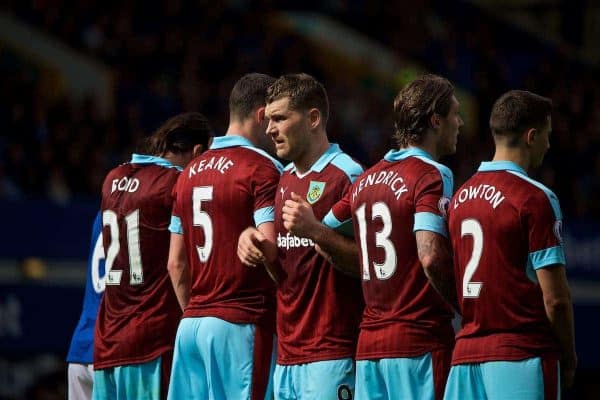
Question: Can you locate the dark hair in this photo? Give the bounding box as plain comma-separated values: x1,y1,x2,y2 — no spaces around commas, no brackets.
490,90,552,145
140,112,212,156
229,73,276,120
392,74,455,147
267,73,329,126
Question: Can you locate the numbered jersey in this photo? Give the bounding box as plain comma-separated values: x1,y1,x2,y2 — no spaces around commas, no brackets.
325,147,455,360
95,154,182,369
170,135,282,325
275,144,364,365
448,161,564,364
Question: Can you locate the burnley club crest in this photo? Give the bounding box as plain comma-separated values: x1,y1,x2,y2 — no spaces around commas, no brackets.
307,181,326,204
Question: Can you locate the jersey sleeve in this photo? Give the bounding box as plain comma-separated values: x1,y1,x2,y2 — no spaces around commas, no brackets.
252,161,281,227
169,173,184,235
413,169,452,238
323,188,354,236
525,190,566,270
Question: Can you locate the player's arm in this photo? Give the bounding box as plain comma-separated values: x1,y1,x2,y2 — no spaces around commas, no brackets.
536,265,577,388
282,192,360,278
167,232,191,311
416,230,459,311
237,224,285,284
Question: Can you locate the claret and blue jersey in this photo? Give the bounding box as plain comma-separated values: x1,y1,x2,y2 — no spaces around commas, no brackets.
324,147,456,361
448,160,565,364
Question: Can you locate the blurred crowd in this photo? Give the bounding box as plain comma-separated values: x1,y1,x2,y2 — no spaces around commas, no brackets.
1,0,598,220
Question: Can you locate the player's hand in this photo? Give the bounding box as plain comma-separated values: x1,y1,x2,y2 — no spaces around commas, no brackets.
237,227,266,267
561,354,577,388
282,192,318,239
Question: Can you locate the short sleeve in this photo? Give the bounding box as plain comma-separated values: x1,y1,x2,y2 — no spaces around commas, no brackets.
252,161,281,226
525,191,566,270
323,188,354,236
413,170,451,237
169,174,184,234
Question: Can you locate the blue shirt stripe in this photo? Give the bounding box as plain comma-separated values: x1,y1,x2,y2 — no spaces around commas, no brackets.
254,206,275,226
413,212,448,238
130,153,182,170
528,245,566,270
169,215,183,234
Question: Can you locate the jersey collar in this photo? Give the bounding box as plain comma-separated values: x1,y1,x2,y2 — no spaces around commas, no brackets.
383,146,434,162
478,161,527,175
286,143,342,174
210,135,254,149
130,154,181,170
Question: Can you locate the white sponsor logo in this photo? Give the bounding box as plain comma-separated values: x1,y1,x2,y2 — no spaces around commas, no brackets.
280,186,288,199
277,232,314,250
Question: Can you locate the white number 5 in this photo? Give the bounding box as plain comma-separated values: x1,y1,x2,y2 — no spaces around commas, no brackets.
461,219,483,298
193,186,214,262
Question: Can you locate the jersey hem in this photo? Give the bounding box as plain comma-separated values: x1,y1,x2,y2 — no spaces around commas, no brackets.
356,344,451,361
451,351,560,365
276,351,356,365
94,348,172,370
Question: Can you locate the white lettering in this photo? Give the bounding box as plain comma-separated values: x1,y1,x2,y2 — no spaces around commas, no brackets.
112,177,140,193
454,184,505,210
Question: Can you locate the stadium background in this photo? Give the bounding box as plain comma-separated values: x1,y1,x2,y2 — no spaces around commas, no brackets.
0,0,598,398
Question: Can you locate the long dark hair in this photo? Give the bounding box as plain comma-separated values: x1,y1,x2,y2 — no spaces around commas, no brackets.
138,112,212,156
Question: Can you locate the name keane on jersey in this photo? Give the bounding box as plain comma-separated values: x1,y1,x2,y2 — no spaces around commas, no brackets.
188,156,234,178
277,232,315,250
453,184,505,210
352,170,408,202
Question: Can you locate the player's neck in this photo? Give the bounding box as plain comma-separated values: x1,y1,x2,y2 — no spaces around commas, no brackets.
226,120,256,144
294,134,330,174
412,138,440,161
492,146,530,172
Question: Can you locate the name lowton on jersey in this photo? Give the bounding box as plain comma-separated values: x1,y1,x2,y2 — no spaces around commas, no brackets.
277,232,315,250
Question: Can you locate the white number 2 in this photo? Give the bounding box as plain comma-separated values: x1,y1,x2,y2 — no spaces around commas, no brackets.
461,219,483,298
193,186,213,262
102,209,144,286
356,202,397,281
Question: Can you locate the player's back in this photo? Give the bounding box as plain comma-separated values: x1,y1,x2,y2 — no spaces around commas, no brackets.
95,156,182,369
349,148,454,360
448,161,562,363
172,136,282,326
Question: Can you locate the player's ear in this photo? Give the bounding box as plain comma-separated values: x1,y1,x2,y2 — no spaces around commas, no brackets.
309,108,321,130
256,106,266,124
430,113,441,129
524,128,536,146
192,144,204,158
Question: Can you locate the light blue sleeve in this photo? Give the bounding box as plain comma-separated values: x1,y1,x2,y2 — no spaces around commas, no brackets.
169,215,183,234
528,246,566,270
322,210,354,237
413,212,448,238
254,206,275,226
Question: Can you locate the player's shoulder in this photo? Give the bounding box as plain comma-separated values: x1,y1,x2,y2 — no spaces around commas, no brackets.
329,150,364,183
329,151,364,182
412,156,453,182
505,170,562,219
240,145,284,173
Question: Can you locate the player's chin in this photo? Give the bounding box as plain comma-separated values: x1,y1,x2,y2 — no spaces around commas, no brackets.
276,147,289,159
